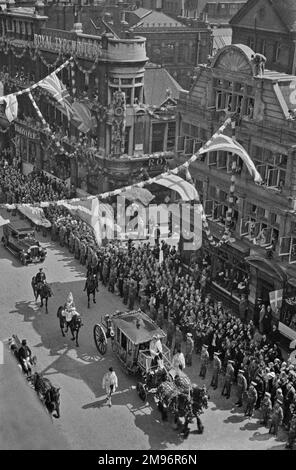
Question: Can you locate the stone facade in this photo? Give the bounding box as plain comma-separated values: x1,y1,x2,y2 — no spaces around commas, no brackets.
177,43,296,339
0,2,176,194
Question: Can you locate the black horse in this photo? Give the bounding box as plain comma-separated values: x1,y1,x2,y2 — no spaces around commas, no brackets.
83,273,99,308
32,372,60,418
56,306,83,347
32,277,52,313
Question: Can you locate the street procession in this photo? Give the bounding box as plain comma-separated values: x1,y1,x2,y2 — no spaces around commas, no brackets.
1,0,296,453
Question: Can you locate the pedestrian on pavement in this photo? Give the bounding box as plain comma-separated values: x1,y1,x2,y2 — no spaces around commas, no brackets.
102,367,118,407
199,344,209,379
236,369,248,407
172,347,185,373
221,359,235,399
260,392,272,426
210,351,222,389
244,382,258,417
269,399,283,436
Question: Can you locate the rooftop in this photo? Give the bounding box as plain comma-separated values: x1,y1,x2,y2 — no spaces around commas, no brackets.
131,10,186,29
144,64,184,107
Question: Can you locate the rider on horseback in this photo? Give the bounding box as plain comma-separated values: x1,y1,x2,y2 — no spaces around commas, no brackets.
62,292,78,327
84,272,99,307
18,339,33,376
35,267,46,290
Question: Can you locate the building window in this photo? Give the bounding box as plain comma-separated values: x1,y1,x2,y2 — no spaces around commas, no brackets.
240,201,279,248
152,122,166,152
166,122,176,151
247,37,255,50
204,185,238,226
273,42,281,62
124,127,130,154
213,78,250,115
260,39,266,55
207,150,243,174
252,145,287,189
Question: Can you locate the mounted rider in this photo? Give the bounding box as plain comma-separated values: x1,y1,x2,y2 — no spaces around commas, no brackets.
62,292,78,324
18,339,33,376
35,267,46,288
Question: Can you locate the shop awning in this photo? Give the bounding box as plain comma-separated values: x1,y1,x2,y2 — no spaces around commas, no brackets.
155,174,199,201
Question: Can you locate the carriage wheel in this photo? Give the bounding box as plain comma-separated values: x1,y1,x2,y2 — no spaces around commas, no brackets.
136,382,147,402
93,324,107,355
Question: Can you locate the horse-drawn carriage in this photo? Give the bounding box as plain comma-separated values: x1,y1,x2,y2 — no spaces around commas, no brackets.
93,309,171,376
93,309,208,434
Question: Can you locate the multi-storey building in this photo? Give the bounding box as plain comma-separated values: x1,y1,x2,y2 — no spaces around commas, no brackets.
230,0,296,75
0,1,178,194
177,43,296,340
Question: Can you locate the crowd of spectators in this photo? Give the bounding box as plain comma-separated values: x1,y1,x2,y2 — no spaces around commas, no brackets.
0,160,76,204
42,202,296,446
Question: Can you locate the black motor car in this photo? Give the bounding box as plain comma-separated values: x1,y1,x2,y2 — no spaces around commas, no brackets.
2,220,47,265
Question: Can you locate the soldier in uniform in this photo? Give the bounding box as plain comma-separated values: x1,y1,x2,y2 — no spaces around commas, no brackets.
269,399,283,436
74,235,80,259
221,359,235,399
59,224,66,246
245,382,258,417
236,369,248,407
286,411,296,449
185,332,194,366
87,245,93,267
68,230,75,253
199,344,209,379
166,319,175,349
260,392,272,426
174,325,183,354
128,277,137,310
122,276,129,305
51,220,58,241
211,351,222,390
80,239,86,265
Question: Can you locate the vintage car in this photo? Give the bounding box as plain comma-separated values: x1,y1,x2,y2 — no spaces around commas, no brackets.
2,220,47,265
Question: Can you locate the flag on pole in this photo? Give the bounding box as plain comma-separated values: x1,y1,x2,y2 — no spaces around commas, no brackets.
269,289,283,312
199,134,263,184
38,73,73,120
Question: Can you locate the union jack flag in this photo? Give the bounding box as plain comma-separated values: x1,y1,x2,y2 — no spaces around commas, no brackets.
38,72,73,120
269,289,283,312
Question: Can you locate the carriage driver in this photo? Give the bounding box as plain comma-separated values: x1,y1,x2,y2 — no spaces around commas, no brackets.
18,339,33,376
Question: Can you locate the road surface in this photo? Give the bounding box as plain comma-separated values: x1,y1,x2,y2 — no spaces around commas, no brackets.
0,210,287,450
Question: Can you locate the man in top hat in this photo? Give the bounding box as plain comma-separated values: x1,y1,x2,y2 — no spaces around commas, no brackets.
185,332,194,366
260,392,272,426
222,359,235,399
269,399,283,436
199,344,209,379
236,369,248,407
211,351,222,389
245,382,258,418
